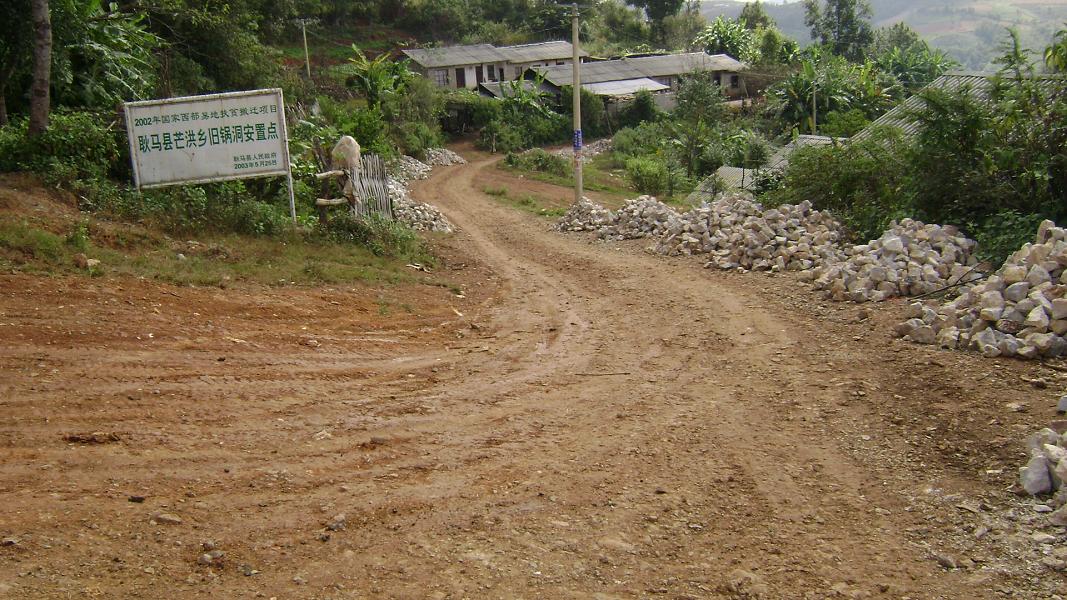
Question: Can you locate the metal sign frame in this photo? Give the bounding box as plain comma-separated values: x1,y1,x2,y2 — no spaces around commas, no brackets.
123,88,297,220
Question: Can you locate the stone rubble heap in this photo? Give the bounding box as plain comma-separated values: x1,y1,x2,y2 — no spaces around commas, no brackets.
655,195,846,272
387,176,454,233
554,138,613,161
555,197,616,232
807,219,981,303
424,148,468,167
599,196,681,240
388,155,433,183
1017,425,1067,526
895,220,1067,359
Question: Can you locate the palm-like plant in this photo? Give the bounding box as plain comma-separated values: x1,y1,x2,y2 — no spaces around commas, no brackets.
347,45,412,109
1046,26,1067,73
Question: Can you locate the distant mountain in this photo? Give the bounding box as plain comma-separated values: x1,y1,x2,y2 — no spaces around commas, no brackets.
699,0,1067,70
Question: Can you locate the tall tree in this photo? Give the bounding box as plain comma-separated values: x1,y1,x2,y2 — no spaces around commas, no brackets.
803,0,873,63
627,0,685,41
28,0,51,135
739,1,774,31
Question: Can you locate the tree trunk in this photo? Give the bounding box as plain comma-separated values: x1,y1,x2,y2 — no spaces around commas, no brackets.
0,82,7,127
28,0,51,137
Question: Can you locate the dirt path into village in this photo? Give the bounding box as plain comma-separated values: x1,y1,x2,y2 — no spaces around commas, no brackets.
0,151,1063,598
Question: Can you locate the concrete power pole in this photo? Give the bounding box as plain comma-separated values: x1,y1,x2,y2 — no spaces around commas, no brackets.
571,3,584,204
300,19,312,79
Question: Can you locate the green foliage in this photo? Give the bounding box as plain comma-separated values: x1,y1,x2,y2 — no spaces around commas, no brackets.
617,89,661,128
695,16,759,62
819,108,869,137
475,79,569,153
346,46,414,109
504,148,569,176
874,43,958,91
768,54,899,134
0,111,121,182
321,213,425,260
740,2,775,30
968,210,1048,265
1045,26,1067,72
560,86,610,138
770,129,913,241
316,96,393,157
803,0,874,62
626,156,669,195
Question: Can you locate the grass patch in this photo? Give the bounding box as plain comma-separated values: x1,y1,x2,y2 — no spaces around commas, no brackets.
497,150,692,205
0,214,449,289
481,186,568,218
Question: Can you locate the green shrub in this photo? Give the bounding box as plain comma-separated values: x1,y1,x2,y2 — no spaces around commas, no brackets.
0,112,121,182
968,210,1047,265
617,89,661,128
769,129,914,241
626,157,669,196
322,214,425,260
504,149,568,176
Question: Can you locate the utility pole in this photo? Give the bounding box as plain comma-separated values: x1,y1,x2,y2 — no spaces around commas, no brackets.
571,3,583,204
811,78,817,134
299,18,312,79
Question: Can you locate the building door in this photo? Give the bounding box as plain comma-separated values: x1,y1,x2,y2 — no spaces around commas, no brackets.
455,68,466,88
475,65,484,84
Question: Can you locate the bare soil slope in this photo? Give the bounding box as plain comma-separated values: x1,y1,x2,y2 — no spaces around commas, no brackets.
0,154,1064,598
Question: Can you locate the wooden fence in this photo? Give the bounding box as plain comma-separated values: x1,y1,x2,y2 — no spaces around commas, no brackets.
315,154,393,221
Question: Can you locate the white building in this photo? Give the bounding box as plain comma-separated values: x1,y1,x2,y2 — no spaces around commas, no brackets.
402,41,588,90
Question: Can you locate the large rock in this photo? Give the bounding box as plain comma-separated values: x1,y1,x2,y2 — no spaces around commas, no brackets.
1021,454,1053,496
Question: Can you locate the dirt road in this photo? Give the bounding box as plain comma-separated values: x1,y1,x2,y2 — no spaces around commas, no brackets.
1,152,1063,598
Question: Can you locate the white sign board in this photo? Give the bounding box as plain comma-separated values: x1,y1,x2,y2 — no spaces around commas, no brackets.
124,89,292,189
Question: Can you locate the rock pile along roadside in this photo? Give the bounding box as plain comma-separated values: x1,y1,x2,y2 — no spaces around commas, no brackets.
385,152,455,233
806,219,982,303
555,197,615,232
1017,424,1067,526
599,196,681,240
554,138,613,162
896,220,1067,359
655,196,846,272
424,148,468,166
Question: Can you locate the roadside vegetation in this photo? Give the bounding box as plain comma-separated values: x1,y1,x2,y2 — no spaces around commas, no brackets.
0,0,1064,272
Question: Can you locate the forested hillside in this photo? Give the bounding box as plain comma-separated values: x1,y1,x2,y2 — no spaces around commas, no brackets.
701,0,1067,69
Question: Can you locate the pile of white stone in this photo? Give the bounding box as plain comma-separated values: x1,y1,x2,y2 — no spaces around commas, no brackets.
807,219,982,303
387,177,454,233
555,197,615,232
895,220,1067,359
424,148,468,167
1018,425,1067,526
655,195,846,272
554,138,612,161
389,155,433,182
599,196,680,240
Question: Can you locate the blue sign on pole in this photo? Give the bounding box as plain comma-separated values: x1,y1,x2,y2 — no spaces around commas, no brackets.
573,129,583,151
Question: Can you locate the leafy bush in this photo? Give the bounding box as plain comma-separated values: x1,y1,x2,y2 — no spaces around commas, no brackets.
626,157,669,196
321,213,425,260
769,129,914,241
504,149,568,176
0,112,121,182
968,210,1047,265
617,90,661,128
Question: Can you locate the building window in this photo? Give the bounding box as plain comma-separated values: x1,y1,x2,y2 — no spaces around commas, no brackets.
488,64,496,81
515,66,522,78
432,69,449,87
713,73,722,86
730,75,739,88
556,61,565,66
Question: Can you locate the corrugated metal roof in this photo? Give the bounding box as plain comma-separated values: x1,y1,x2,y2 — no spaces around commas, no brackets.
583,78,670,97
534,52,744,87
498,41,587,63
402,44,507,68
478,79,555,99
853,71,1066,141
626,53,744,78
765,135,837,169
